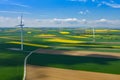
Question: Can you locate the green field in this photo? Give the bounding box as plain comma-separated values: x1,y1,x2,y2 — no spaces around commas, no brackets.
0,27,120,80
28,53,120,74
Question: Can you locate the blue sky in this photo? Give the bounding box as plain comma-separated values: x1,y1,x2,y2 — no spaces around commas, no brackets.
0,0,120,27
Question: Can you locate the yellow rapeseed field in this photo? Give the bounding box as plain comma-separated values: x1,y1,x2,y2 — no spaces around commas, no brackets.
67,35,88,38
86,29,120,33
45,38,84,43
84,35,101,37
95,30,108,32
112,46,120,49
59,31,70,35
7,41,50,48
34,34,56,37
27,31,32,34
86,29,108,33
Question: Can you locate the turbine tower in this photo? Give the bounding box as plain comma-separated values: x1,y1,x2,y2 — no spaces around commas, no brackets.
18,14,24,50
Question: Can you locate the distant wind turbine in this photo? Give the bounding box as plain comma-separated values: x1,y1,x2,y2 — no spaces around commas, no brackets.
92,26,96,42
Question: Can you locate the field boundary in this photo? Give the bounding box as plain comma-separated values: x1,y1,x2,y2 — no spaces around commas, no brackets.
36,49,120,59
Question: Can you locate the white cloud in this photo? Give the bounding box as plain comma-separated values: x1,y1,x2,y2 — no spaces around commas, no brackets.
51,18,79,25
69,0,120,8
91,0,95,2
82,19,86,21
79,11,84,15
102,1,120,8
97,1,120,8
0,11,31,14
97,3,102,7
79,10,89,15
53,18,78,22
99,19,107,22
0,0,30,8
0,17,120,28
10,3,30,8
69,0,97,2
0,16,19,27
69,0,87,2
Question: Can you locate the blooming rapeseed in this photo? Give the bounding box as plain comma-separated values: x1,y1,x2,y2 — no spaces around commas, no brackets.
59,31,70,35
45,38,84,43
7,41,50,48
34,34,56,37
67,35,88,38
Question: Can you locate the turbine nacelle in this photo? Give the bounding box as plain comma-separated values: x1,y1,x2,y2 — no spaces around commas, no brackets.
17,24,24,27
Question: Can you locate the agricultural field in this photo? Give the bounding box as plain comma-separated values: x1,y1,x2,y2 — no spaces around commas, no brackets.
0,27,120,80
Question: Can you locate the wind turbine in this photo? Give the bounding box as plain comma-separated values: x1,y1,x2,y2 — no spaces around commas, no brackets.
17,14,24,50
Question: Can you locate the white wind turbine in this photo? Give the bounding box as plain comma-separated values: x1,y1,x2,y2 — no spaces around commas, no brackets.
17,14,24,50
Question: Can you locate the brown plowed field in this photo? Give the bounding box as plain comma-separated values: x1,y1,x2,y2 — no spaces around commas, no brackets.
26,65,120,80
